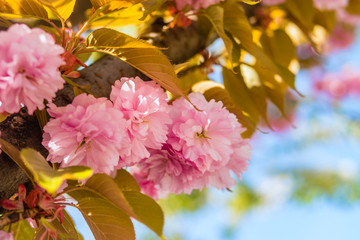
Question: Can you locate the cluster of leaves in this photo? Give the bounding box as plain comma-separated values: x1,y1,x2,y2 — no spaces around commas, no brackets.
0,139,164,239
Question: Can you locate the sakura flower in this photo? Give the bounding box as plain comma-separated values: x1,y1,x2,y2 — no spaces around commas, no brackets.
0,24,64,114
134,93,251,198
313,0,348,10
261,0,285,6
42,93,129,174
175,0,223,12
0,231,13,240
336,8,360,26
110,77,171,166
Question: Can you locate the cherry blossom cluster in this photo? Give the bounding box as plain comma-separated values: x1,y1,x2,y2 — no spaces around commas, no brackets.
314,65,360,99
0,24,64,114
175,0,223,12
42,78,251,198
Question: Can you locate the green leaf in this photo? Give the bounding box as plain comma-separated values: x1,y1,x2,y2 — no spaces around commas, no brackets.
314,9,336,32
223,67,269,126
140,0,166,20
0,112,9,122
0,0,48,19
123,191,164,237
346,0,360,15
260,29,296,68
86,28,184,97
285,0,314,31
204,5,234,63
0,139,34,184
85,173,165,237
114,169,141,192
240,0,261,5
71,194,135,240
38,0,76,21
85,174,135,216
11,220,35,240
223,0,253,52
90,0,144,11
20,148,93,195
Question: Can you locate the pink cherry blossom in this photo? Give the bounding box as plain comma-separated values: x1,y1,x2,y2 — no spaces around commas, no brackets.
336,8,360,26
133,93,251,198
42,93,129,174
176,0,223,12
110,77,172,166
0,24,64,114
0,231,13,240
313,0,348,10
324,25,356,53
315,65,360,99
261,0,285,6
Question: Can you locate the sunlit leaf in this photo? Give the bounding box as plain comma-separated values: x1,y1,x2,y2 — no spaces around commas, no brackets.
68,190,135,240
20,148,93,195
260,29,296,68
85,173,164,237
223,67,269,126
123,191,164,237
204,5,233,63
223,0,253,52
38,0,76,20
90,0,145,12
0,0,48,19
11,219,35,240
86,28,184,97
114,169,141,192
346,0,360,15
285,0,314,31
140,0,166,20
240,0,261,5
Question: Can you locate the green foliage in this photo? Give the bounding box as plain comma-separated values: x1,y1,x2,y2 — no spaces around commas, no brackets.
39,0,76,21
20,148,93,195
86,28,184,97
8,220,35,240
0,0,48,19
68,170,165,238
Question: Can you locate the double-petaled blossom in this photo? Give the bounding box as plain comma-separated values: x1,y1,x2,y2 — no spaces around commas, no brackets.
110,77,172,167
0,231,13,240
0,24,64,114
133,93,251,199
175,0,223,12
313,0,348,10
42,93,129,174
261,0,285,6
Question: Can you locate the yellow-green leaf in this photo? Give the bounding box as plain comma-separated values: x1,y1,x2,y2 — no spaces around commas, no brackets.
346,0,360,15
260,29,296,68
74,196,135,240
20,148,93,195
223,0,253,52
85,174,135,216
204,5,233,63
10,220,35,240
123,191,164,237
114,169,141,192
285,0,314,31
241,0,261,5
90,0,144,11
223,67,268,125
86,28,184,96
38,0,76,21
0,0,48,19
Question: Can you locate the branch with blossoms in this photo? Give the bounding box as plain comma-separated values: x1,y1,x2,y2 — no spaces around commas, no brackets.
1,0,360,239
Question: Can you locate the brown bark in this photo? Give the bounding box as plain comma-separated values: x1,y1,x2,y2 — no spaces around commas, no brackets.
0,22,207,202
